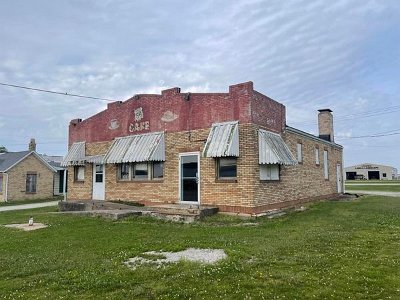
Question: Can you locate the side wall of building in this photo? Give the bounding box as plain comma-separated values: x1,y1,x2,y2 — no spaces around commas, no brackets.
253,127,343,212
7,155,55,201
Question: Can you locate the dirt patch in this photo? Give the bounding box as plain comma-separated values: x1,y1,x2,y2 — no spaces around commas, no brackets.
3,223,48,231
124,248,227,270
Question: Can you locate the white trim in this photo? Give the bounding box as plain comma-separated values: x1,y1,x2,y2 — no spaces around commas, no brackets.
92,164,105,200
178,152,200,204
336,164,343,193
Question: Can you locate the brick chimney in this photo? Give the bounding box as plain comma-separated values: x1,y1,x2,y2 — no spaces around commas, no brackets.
318,109,334,142
29,138,36,151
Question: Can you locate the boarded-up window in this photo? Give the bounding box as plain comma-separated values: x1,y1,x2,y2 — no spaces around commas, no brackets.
26,173,37,193
74,166,85,181
315,148,320,165
323,150,329,179
260,164,280,181
297,143,302,163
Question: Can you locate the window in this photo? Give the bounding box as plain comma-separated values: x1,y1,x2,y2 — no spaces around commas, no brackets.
383,173,387,178
95,164,103,183
117,162,164,181
217,157,237,179
118,163,131,180
260,164,279,180
133,163,149,179
26,173,37,193
315,148,320,165
323,150,329,179
74,166,85,181
152,162,164,179
297,143,302,163
0,174,3,193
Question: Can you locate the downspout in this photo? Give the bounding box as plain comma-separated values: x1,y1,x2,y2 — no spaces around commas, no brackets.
4,173,8,202
63,168,67,201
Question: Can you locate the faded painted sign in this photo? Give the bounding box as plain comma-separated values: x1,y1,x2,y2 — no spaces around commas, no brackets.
129,107,150,133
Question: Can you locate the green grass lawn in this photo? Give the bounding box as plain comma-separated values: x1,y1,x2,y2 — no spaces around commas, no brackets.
345,185,400,192
1,196,400,299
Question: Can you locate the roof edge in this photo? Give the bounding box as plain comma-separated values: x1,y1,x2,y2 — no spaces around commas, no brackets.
285,126,343,149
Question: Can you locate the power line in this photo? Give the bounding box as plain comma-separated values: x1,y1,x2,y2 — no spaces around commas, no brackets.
290,105,400,126
336,130,400,140
0,82,116,102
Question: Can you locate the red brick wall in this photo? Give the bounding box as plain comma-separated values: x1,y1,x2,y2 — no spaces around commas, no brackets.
69,82,257,145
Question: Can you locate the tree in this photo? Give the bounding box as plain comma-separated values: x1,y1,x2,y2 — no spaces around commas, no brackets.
0,146,8,153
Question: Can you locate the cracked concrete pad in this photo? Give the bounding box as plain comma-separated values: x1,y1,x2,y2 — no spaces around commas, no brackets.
4,223,48,231
125,248,227,270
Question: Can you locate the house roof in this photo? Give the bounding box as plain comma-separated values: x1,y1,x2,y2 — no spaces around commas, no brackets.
104,132,165,163
0,151,57,172
258,129,297,165
203,121,239,157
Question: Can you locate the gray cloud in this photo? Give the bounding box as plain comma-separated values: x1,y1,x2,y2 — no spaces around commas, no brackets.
0,0,399,168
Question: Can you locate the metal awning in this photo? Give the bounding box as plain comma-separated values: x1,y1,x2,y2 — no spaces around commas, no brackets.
105,132,165,164
258,129,297,165
203,121,239,157
86,155,105,164
61,142,86,167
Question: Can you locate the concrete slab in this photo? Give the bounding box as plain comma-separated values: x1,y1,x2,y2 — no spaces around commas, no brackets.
4,223,48,231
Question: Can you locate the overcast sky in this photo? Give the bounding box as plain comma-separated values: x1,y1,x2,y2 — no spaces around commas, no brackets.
0,0,399,170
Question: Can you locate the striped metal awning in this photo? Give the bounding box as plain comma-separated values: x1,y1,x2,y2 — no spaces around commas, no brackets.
258,129,297,165
61,141,86,167
104,132,165,164
86,155,105,164
203,121,239,157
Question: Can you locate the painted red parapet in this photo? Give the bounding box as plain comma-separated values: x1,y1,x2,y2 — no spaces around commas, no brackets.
68,81,286,145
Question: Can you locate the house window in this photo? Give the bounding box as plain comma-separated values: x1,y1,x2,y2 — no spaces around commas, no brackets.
315,148,320,165
152,162,164,179
118,163,131,180
0,174,3,193
323,150,329,179
133,163,149,179
74,166,85,181
260,164,280,181
26,173,37,193
383,173,387,178
217,157,237,179
297,143,302,163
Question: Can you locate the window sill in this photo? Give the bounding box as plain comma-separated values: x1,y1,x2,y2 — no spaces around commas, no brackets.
260,180,280,182
215,179,237,183
25,192,37,194
118,179,164,183
74,180,85,183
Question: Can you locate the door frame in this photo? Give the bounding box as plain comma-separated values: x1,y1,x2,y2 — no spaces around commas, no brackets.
336,163,343,193
178,152,200,204
92,163,105,200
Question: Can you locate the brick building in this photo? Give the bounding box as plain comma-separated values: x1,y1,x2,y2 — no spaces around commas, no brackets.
62,82,343,214
0,139,60,202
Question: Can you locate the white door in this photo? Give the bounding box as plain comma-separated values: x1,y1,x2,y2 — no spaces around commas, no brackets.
92,164,105,200
179,152,200,203
336,164,343,193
